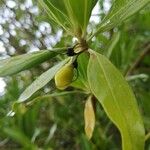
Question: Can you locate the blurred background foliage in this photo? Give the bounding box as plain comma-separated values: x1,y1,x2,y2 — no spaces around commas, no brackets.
0,0,149,149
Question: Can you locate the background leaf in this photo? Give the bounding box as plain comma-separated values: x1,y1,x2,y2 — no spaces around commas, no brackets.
87,50,145,150
105,31,121,58
18,59,68,102
88,0,150,40
3,127,37,149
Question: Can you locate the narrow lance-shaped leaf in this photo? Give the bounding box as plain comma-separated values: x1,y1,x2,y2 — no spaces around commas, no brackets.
84,95,95,140
64,0,98,36
3,127,37,149
40,0,98,37
87,50,145,150
105,31,120,58
18,59,68,102
39,0,72,33
0,50,57,77
88,0,150,40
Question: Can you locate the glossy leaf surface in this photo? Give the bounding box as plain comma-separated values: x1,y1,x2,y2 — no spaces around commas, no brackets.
0,50,57,77
40,0,98,37
18,59,68,102
87,50,145,150
89,0,150,39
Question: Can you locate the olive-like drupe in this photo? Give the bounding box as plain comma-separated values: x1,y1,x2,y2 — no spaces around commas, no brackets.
55,63,74,90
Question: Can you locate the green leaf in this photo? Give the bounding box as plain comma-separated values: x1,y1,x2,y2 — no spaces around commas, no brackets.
18,59,69,102
39,0,72,33
3,127,37,149
0,50,57,77
105,32,120,58
88,0,150,40
64,0,98,36
72,52,90,91
87,50,145,150
40,0,98,37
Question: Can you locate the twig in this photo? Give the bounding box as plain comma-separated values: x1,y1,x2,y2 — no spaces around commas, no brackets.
126,43,150,76
145,132,150,141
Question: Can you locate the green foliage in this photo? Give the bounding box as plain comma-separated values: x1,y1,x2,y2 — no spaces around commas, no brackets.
0,0,149,149
87,50,145,150
18,59,68,102
3,127,37,149
39,0,98,37
88,0,150,40
0,50,57,77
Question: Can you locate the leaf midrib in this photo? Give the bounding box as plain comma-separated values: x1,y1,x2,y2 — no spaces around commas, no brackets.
100,0,147,28
96,54,133,149
0,51,51,76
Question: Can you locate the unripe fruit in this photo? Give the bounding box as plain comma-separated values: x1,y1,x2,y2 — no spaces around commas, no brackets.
55,64,74,90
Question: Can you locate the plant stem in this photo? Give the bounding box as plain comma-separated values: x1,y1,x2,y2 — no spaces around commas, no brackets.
49,47,68,53
126,43,150,76
145,132,150,141
26,90,87,106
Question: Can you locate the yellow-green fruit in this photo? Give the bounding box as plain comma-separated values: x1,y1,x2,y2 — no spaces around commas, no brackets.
55,64,74,90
